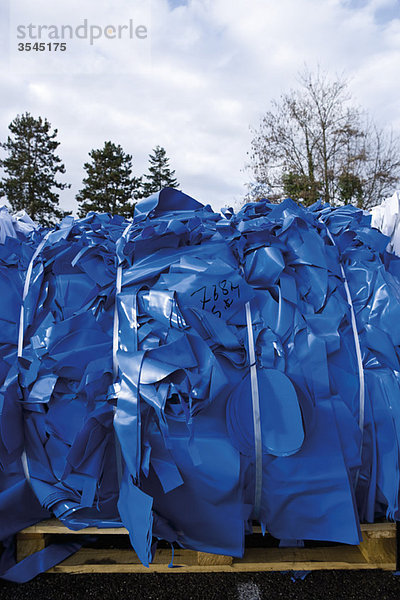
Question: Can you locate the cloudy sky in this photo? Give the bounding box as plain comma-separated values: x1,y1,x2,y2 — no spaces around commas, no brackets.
0,0,399,214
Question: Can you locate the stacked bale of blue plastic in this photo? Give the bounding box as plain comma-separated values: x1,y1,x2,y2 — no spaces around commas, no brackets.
1,189,400,581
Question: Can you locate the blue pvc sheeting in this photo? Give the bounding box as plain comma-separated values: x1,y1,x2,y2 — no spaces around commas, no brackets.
1,190,400,580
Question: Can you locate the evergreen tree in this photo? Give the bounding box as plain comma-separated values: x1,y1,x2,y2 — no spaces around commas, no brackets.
337,169,364,207
282,171,322,205
0,112,70,226
143,145,179,196
76,141,141,218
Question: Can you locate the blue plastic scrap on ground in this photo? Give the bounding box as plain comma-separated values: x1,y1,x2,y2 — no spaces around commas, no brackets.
1,188,400,581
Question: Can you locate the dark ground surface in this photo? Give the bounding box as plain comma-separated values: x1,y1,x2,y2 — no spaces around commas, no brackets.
1,571,400,600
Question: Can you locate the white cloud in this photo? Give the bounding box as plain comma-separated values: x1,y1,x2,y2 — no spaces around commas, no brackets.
0,0,399,214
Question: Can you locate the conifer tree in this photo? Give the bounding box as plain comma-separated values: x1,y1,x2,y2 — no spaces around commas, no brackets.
142,145,179,196
76,141,141,218
0,112,70,226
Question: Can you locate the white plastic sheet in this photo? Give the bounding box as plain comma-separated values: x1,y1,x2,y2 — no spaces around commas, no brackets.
371,191,400,256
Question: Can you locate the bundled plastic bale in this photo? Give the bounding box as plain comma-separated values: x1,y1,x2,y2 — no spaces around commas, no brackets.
231,199,400,545
1,188,400,580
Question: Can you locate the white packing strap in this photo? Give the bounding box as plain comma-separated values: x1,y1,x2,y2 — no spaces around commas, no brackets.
112,222,132,379
17,231,51,483
245,300,262,519
324,228,365,435
113,261,123,380
112,222,133,484
17,232,52,358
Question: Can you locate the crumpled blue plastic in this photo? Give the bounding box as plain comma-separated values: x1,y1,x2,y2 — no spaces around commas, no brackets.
1,189,400,581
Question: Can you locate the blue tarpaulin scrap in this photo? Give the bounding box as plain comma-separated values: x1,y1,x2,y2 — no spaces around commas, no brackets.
1,190,400,580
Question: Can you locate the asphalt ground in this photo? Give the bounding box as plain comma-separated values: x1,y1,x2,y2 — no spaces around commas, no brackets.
1,571,400,600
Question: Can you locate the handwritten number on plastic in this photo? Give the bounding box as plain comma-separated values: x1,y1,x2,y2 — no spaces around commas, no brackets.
191,279,240,317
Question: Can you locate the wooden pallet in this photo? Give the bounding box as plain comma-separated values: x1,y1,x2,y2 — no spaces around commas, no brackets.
16,520,397,574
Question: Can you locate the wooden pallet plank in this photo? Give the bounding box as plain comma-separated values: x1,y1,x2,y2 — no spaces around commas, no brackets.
20,519,396,537
16,518,397,574
44,548,395,573
197,551,233,566
359,533,396,565
360,523,396,538
20,520,128,535
16,533,46,562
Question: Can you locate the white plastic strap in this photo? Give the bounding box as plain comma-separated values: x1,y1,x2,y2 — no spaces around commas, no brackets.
112,223,132,379
17,231,51,483
112,222,132,485
21,451,30,483
113,262,123,380
325,228,365,434
245,301,262,518
17,232,51,358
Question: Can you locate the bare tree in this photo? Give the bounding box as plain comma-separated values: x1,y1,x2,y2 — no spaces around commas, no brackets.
247,68,400,208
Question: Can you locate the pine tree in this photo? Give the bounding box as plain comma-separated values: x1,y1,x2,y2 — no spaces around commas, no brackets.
0,112,70,226
76,141,141,218
142,145,179,196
